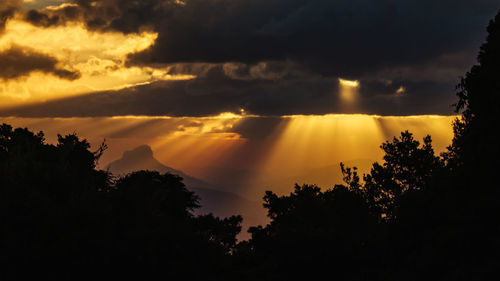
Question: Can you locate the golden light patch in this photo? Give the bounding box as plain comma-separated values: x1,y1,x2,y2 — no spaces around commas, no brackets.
396,86,406,94
262,114,383,176
338,78,360,108
44,3,78,10
338,78,360,88
0,20,156,60
0,19,194,107
174,0,187,6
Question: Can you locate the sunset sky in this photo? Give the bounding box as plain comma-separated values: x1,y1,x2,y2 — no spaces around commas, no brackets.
1,0,499,200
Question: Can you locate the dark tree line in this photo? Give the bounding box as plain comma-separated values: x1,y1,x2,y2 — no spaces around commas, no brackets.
0,126,241,280
2,10,500,281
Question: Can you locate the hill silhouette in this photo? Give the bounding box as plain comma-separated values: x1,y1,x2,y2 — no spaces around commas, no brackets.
107,145,213,188
107,145,267,239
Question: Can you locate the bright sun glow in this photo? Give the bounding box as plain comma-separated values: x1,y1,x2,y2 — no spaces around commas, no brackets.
338,78,360,88
338,78,360,106
396,86,406,94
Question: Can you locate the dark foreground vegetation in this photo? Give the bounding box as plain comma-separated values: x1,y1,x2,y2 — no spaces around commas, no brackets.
2,11,500,281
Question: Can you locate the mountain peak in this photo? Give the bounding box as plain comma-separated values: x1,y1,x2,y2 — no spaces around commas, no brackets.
107,144,177,177
106,144,265,240
122,145,154,160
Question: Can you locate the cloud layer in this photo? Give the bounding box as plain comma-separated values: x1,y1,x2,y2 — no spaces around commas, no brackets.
1,0,498,116
0,0,21,32
0,64,457,117
25,0,499,75
0,45,80,80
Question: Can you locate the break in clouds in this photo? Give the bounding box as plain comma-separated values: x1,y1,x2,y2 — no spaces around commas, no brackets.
1,0,500,117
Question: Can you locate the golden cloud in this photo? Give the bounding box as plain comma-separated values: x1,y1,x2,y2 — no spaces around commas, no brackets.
0,18,194,107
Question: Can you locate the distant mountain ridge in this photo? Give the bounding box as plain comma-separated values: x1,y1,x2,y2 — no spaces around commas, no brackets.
106,145,267,239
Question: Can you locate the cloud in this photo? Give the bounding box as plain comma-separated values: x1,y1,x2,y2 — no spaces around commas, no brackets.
0,64,457,117
23,0,499,77
0,0,22,33
24,0,158,32
0,45,81,80
6,0,497,116
232,117,286,140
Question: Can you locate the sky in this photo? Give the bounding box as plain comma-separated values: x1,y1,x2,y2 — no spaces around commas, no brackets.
1,1,498,200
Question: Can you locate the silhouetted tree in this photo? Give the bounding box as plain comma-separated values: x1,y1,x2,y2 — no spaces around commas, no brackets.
437,9,500,279
0,124,242,280
114,170,200,218
0,124,112,279
236,184,380,280
449,11,500,176
106,170,243,280
361,131,442,220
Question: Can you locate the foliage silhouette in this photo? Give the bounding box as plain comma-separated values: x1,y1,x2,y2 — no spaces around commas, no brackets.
0,124,242,280
361,131,442,220
438,9,500,279
234,184,380,280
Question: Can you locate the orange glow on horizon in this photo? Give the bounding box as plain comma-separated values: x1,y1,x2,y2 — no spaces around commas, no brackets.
1,114,456,198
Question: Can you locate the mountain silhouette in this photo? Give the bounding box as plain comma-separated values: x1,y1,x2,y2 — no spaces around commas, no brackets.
107,145,267,239
107,145,213,189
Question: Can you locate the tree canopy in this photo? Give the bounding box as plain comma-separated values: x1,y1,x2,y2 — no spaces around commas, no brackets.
0,123,242,280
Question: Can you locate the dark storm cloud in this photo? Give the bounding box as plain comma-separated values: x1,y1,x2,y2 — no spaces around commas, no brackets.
24,0,160,32
0,0,21,33
232,117,287,140
12,0,498,116
0,46,81,80
25,0,500,77
0,64,456,117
